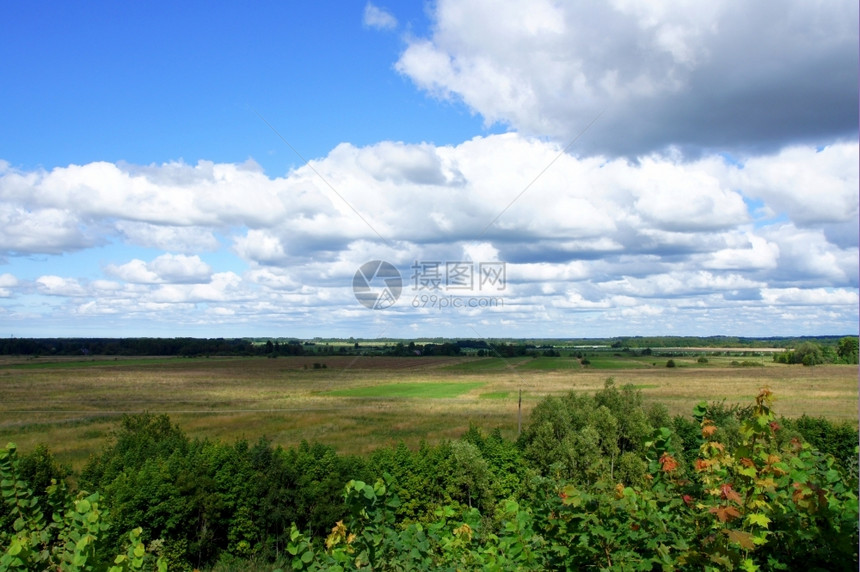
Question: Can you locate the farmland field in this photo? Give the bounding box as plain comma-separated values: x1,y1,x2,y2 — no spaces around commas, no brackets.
0,354,856,470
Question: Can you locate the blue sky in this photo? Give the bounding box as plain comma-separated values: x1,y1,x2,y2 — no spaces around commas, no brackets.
0,0,857,339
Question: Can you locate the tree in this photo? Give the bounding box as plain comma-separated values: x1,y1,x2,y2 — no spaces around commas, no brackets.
794,342,824,366
448,441,491,510
836,337,859,364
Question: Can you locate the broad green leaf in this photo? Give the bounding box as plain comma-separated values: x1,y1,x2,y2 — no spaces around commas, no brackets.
746,513,771,528
738,466,758,478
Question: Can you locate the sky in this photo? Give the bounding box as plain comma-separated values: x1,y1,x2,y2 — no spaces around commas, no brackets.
0,0,857,339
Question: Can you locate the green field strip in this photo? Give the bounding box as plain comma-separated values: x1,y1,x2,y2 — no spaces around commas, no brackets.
479,391,511,399
518,358,583,370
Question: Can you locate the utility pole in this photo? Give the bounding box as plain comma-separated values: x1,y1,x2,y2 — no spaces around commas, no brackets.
517,388,522,436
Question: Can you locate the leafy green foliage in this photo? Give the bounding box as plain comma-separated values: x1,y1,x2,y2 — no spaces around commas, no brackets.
836,336,859,364
520,379,652,483
773,341,826,365
298,388,858,570
0,443,164,571
3,384,857,570
79,414,369,568
780,415,860,468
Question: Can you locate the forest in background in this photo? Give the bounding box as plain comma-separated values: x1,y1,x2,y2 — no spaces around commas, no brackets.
1,336,857,364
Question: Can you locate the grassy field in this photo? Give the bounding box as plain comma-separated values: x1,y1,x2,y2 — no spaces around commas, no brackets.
327,382,485,398
0,354,856,470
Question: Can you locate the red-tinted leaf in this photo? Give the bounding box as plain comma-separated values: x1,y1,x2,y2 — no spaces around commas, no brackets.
724,529,755,550
709,505,742,522
660,453,679,473
720,483,742,504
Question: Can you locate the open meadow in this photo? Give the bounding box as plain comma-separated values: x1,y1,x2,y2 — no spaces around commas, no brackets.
0,353,856,470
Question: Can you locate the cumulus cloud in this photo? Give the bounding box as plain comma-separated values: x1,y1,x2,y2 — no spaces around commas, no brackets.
105,254,212,284
0,273,17,297
36,276,87,297
761,224,858,287
0,133,856,336
0,205,92,254
702,234,780,271
363,3,397,30
395,0,858,156
730,143,859,227
150,272,244,303
115,221,220,253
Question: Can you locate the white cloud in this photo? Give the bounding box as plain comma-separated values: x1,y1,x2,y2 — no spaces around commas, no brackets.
761,224,857,285
0,205,91,254
363,3,397,30
149,254,212,283
0,273,17,297
106,254,212,284
703,234,780,271
395,0,858,155
115,221,219,253
150,272,245,303
36,275,87,297
731,143,859,226
761,287,858,307
233,229,290,265
0,134,856,336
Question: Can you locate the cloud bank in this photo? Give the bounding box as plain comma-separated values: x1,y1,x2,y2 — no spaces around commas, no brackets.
0,136,856,336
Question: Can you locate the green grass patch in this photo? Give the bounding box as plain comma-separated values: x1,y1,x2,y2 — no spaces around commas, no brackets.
479,392,511,399
327,382,484,399
582,357,655,369
519,358,582,370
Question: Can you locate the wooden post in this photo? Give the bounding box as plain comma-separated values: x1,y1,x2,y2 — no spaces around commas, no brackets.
517,388,522,436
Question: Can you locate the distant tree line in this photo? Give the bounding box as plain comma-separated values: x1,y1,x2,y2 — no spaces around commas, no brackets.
0,338,313,358
0,337,257,357
772,337,858,365
3,336,857,364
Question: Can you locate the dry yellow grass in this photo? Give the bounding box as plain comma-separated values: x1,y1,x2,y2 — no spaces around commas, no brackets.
0,356,856,469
